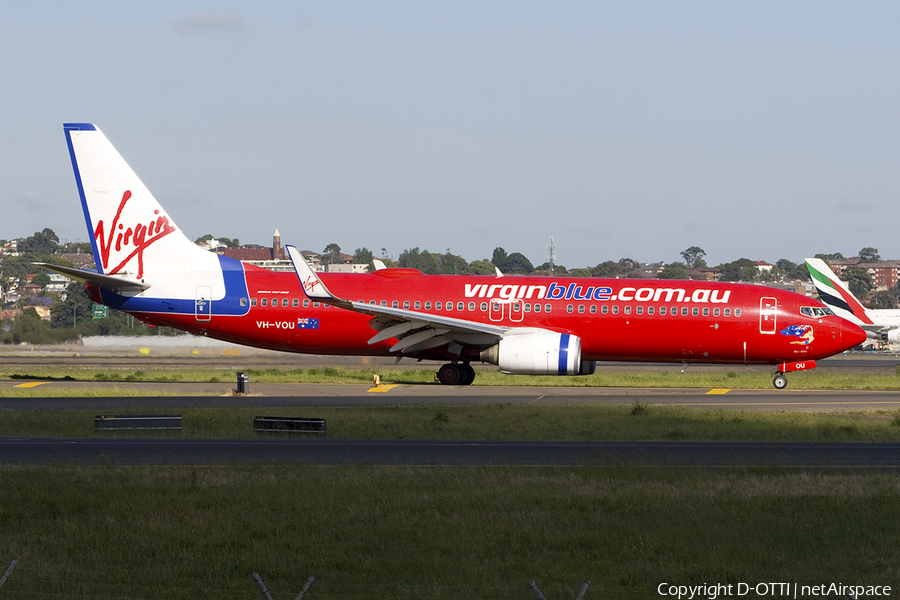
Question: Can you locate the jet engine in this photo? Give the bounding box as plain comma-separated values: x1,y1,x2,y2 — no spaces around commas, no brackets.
884,329,900,344
479,330,592,376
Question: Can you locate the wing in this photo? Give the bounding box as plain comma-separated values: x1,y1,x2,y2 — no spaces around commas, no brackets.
285,245,505,354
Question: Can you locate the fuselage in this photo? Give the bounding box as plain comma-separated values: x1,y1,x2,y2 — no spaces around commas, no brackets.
88,261,866,366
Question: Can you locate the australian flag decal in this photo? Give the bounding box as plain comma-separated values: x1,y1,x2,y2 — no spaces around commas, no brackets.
297,318,319,330
779,324,814,345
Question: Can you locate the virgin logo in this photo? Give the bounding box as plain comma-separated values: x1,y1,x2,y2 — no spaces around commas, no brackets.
93,190,177,278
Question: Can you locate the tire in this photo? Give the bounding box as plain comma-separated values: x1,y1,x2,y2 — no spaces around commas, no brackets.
773,374,787,390
437,363,462,385
459,363,476,385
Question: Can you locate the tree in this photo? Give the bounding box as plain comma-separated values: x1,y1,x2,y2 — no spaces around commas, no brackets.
12,308,52,344
398,247,439,273
658,262,687,279
680,246,707,269
437,251,467,275
32,272,51,289
353,247,373,265
504,252,533,275
815,252,845,262
491,247,508,271
859,247,880,262
466,259,495,275
844,266,873,300
17,228,59,257
322,243,342,265
719,258,759,282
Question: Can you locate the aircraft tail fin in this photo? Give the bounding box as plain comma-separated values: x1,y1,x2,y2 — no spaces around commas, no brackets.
804,258,874,325
63,123,200,280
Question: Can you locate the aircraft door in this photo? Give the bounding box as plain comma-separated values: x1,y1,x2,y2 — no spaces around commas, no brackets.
510,300,524,322
489,300,503,322
195,286,212,322
760,297,777,334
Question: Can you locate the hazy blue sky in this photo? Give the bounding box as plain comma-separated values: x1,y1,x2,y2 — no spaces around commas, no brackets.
2,2,899,269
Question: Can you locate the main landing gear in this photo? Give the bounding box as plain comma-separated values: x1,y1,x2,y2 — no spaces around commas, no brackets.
437,362,476,385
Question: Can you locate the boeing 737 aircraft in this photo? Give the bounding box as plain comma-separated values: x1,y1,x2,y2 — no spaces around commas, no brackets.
39,124,866,389
806,257,900,341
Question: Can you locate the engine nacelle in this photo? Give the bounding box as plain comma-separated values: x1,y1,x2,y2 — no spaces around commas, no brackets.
886,329,900,344
480,330,585,375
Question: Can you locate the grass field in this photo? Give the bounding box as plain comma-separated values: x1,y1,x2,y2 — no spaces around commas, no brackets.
1,403,900,442
0,466,897,600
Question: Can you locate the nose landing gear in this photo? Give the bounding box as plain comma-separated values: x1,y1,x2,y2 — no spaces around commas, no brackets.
772,373,788,389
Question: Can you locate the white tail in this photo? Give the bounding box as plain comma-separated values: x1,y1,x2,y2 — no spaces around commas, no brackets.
63,123,227,299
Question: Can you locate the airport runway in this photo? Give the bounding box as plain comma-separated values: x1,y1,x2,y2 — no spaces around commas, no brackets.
2,436,899,468
3,384,900,411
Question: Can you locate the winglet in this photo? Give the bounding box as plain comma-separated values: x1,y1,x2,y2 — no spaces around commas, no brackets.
285,245,337,301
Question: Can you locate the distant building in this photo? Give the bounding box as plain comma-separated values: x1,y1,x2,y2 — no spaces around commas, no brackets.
216,230,366,273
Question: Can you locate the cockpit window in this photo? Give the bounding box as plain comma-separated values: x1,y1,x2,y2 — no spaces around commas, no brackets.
801,306,834,318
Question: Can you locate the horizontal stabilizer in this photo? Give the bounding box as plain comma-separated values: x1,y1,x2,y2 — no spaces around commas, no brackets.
33,262,150,293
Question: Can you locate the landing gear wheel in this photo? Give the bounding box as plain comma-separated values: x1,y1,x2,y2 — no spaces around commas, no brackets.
773,374,788,390
437,363,462,385
459,363,476,386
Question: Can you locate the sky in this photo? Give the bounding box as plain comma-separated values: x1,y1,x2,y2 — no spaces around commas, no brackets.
2,2,899,269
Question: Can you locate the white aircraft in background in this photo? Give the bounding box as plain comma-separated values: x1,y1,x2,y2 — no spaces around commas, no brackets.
805,257,900,341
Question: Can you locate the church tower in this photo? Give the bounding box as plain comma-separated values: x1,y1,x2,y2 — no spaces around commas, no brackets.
273,229,283,260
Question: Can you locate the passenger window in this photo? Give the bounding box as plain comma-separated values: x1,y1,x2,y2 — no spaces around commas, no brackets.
691,307,698,316
534,303,542,313
436,301,442,310
457,302,464,311
392,301,399,308
624,306,631,315
648,306,654,315
282,298,289,307
250,298,257,307
735,309,742,317
380,301,387,307
304,299,310,308
545,304,551,313
612,306,619,314
313,302,320,308
293,299,299,307
271,298,278,306
567,305,574,313
681,307,688,316
481,302,488,311
702,307,709,316
636,306,643,315
446,302,452,311
403,301,410,309
659,306,666,315
468,302,475,311
241,298,248,307
425,302,432,310
414,301,421,309
590,305,596,314
601,305,608,314
525,303,531,312
724,308,731,316
261,298,268,307
713,308,719,317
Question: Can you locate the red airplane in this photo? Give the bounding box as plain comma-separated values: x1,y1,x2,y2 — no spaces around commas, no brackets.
41,124,866,389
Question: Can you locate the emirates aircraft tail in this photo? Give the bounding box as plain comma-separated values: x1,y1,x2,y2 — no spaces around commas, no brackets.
804,258,874,326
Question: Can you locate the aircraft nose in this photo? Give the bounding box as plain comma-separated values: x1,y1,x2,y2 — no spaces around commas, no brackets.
840,319,867,350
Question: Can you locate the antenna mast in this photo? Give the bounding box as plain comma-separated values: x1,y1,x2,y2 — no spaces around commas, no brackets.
547,236,555,276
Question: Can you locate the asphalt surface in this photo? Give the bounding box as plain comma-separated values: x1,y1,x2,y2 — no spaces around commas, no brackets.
2,437,899,468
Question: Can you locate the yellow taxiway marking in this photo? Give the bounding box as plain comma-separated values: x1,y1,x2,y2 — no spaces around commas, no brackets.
706,389,731,395
672,401,900,407
13,382,49,388
367,384,400,393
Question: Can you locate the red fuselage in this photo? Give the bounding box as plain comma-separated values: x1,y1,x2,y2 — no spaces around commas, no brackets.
106,267,867,366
